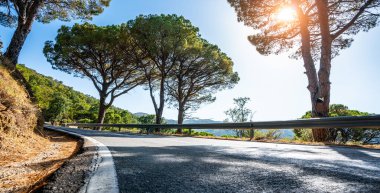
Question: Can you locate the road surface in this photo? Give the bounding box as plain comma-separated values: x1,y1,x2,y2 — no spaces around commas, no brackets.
56,127,380,193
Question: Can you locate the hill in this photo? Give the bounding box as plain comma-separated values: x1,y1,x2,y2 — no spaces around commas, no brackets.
17,64,138,124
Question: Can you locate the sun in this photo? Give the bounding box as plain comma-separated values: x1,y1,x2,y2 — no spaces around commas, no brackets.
276,7,297,22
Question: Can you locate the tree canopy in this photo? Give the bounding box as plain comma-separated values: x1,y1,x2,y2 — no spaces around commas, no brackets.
228,0,380,141
1,0,110,65
166,39,239,127
128,14,204,126
43,23,145,124
228,0,380,59
128,14,239,129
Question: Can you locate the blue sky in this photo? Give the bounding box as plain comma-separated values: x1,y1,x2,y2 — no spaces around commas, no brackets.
1,0,380,121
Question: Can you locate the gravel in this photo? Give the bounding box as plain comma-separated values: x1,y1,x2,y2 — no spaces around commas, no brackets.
37,139,97,193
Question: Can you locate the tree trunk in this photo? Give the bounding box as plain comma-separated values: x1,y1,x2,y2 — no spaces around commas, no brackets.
146,77,159,134
249,129,254,140
5,21,33,66
2,1,40,102
176,104,185,134
296,4,329,142
2,19,36,101
312,0,334,142
154,78,166,132
155,107,163,124
97,96,107,130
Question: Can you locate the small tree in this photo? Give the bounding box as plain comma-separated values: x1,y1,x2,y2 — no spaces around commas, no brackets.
228,0,380,141
138,114,156,124
45,93,72,125
44,23,144,125
128,14,202,128
225,97,254,139
105,110,122,124
1,0,110,66
167,40,239,133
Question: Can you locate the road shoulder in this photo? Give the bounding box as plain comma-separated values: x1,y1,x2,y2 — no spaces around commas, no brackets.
41,126,119,193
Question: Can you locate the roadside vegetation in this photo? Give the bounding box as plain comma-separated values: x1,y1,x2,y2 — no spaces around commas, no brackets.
18,64,205,128
294,104,380,145
17,64,152,125
225,97,255,139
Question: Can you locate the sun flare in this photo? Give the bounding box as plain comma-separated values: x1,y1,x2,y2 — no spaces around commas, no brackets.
276,7,297,22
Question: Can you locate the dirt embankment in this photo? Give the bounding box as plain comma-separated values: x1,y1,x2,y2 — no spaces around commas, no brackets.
0,130,80,193
0,65,40,164
0,65,81,192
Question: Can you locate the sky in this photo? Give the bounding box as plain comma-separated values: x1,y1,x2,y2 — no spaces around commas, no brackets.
1,0,380,121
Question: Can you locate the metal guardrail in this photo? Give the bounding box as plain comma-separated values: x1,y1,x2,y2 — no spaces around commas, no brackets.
64,115,380,130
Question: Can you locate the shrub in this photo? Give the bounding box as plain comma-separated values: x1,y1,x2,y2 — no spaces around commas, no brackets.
181,129,214,136
193,131,214,136
298,104,380,144
78,118,93,123
221,135,238,138
254,130,281,140
293,128,313,141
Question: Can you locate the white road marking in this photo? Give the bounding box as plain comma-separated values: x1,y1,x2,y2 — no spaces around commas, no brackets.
45,126,119,193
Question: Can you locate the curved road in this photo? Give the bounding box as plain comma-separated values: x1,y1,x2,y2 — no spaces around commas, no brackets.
57,127,380,193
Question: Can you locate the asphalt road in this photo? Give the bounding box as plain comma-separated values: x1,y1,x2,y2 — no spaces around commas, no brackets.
57,128,380,193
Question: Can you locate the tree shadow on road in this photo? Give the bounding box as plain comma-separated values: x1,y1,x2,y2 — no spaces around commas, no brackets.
108,145,380,193
327,145,380,164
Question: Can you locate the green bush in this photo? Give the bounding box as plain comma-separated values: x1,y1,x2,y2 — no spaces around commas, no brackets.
161,129,176,134
181,129,214,136
295,104,380,144
78,118,93,123
221,135,239,138
254,130,281,140
193,131,214,136
293,128,313,141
